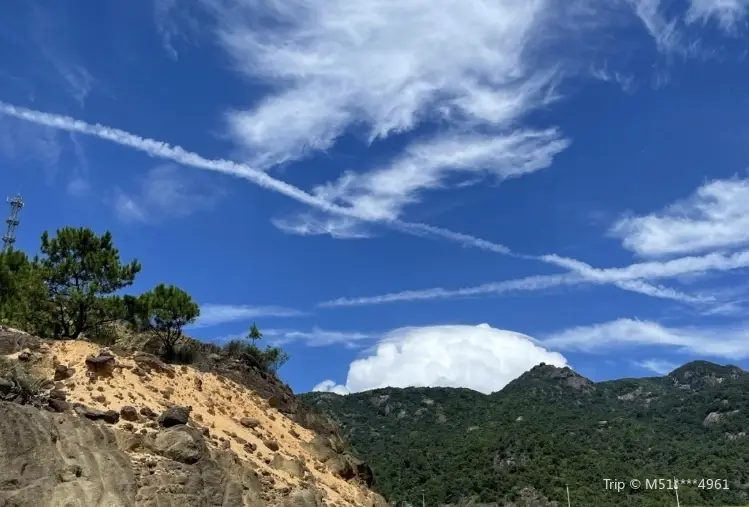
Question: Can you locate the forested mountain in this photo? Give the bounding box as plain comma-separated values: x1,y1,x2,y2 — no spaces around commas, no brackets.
302,361,749,506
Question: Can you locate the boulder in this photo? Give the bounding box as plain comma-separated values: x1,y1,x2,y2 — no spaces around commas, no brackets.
49,390,67,401
139,406,158,419
85,355,115,376
73,404,120,424
240,417,261,429
48,398,71,413
133,353,175,378
263,439,280,452
282,488,324,507
271,454,306,478
158,405,191,428
120,406,139,422
54,364,73,381
153,425,206,464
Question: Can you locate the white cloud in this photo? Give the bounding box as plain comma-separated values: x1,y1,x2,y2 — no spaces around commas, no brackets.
542,318,749,359
0,103,536,256
321,247,749,308
627,0,684,54
319,273,582,307
271,214,373,239
590,64,635,93
0,116,61,169
610,177,749,258
304,130,569,225
210,0,568,167
634,358,679,375
154,0,201,60
312,380,351,396
192,304,304,328
29,8,95,106
626,0,749,55
685,0,749,31
264,328,376,348
207,0,578,234
154,0,181,59
113,164,224,224
66,176,90,197
313,323,568,395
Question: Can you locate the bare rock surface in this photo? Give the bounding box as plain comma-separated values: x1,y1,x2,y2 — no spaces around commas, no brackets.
0,400,136,507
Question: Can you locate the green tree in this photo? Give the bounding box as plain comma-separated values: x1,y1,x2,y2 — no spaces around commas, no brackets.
229,321,290,375
37,227,141,339
0,250,49,334
248,321,262,345
127,284,199,360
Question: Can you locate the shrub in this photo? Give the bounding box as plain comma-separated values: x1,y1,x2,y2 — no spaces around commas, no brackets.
0,357,45,405
86,322,120,346
172,345,198,365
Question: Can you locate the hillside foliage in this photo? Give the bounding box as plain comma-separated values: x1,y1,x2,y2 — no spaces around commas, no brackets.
302,362,749,507
0,227,288,374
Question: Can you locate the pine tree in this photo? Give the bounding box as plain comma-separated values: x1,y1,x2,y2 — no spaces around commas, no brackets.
37,227,141,339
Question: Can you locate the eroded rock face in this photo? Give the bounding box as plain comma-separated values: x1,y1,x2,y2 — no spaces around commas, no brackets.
1,401,277,507
0,401,136,506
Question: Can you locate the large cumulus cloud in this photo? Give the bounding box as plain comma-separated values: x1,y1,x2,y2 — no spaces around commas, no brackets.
312,323,567,395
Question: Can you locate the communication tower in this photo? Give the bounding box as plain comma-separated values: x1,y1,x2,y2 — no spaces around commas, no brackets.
2,194,24,253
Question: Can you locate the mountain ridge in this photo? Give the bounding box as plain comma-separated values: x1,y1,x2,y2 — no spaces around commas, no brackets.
302,360,749,507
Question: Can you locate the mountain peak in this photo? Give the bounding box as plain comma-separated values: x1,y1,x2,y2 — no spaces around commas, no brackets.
504,362,594,393
668,360,745,389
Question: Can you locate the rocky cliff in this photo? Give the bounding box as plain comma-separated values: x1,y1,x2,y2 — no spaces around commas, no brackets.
0,326,386,507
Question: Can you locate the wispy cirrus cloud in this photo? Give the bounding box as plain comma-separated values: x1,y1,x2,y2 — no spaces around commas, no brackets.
192,304,305,329
626,0,749,56
3,103,746,312
263,328,376,348
202,0,586,237
271,214,374,240
287,130,569,233
633,358,679,375
154,0,201,60
0,103,532,257
627,0,685,54
685,0,749,31
541,318,749,359
208,0,575,169
320,248,749,308
322,176,749,309
112,164,225,225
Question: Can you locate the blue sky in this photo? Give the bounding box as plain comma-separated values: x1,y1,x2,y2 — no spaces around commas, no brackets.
2,0,749,395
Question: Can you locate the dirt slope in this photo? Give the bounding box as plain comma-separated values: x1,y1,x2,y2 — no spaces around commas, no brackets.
0,330,386,507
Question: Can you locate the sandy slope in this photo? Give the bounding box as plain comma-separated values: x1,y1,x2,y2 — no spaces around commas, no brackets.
23,340,380,507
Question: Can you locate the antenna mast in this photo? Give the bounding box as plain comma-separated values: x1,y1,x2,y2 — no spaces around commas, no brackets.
2,194,24,253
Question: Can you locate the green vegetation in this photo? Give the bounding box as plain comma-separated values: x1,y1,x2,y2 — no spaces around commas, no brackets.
0,249,49,335
36,227,142,339
223,321,290,374
0,356,45,405
302,362,749,507
124,283,200,361
0,227,288,374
